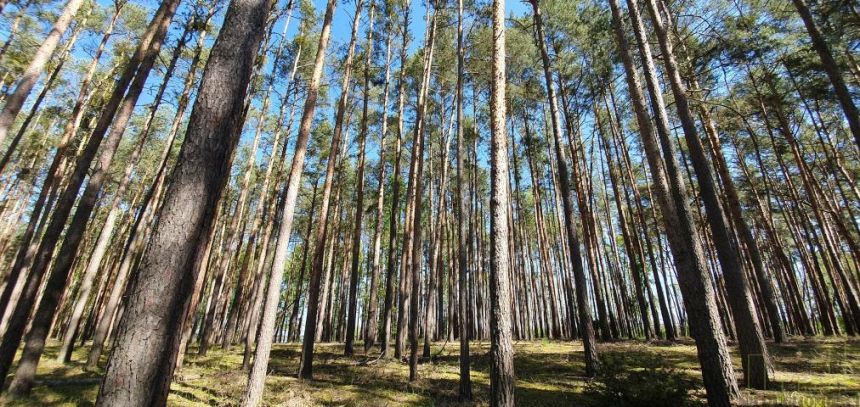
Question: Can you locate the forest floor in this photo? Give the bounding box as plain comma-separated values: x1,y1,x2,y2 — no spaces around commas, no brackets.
2,337,858,406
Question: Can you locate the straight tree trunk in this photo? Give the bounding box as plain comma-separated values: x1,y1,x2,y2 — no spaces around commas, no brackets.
408,6,437,381
0,0,86,148
529,0,598,376
345,3,375,355
244,0,337,393
5,9,184,395
95,0,273,403
363,26,393,352
455,0,471,397
380,2,410,357
608,0,739,404
488,0,516,404
298,0,362,379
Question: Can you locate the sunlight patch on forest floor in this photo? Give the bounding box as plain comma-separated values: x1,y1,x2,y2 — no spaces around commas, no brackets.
3,337,858,406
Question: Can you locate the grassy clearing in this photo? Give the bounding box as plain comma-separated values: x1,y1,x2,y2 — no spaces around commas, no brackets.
2,337,858,406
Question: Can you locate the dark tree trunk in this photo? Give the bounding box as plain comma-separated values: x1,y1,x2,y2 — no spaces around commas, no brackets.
96,0,272,403
608,0,739,404
529,0,599,376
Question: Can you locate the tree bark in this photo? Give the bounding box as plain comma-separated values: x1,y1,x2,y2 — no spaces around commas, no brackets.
455,0,471,397
380,2,410,358
95,0,272,403
529,0,598,375
608,0,739,403
345,3,375,355
488,0,516,404
363,26,393,353
244,0,337,390
0,0,86,148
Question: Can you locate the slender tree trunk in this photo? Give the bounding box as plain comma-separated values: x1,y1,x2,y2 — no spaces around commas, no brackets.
0,0,86,148
345,3,375,355
529,0,598,376
380,3,410,358
297,0,363,380
363,27,393,353
488,0,516,404
791,0,860,150
6,11,182,395
608,0,739,403
407,5,437,380
455,0,471,397
245,0,337,392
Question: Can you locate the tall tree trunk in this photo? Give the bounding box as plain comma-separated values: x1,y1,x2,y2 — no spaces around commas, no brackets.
54,19,195,366
244,0,337,391
455,0,471,397
85,9,212,367
407,4,437,381
488,0,516,404
345,3,375,355
608,0,739,404
529,0,599,376
643,0,772,388
0,0,86,148
6,11,185,396
363,25,393,353
380,1,410,358
297,0,362,380
95,0,272,403
791,0,860,150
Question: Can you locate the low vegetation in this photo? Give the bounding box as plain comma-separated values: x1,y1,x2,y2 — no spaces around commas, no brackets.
6,338,858,406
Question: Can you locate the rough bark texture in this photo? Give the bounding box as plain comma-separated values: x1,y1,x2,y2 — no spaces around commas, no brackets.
488,0,516,405
642,0,771,389
609,0,739,404
95,0,272,403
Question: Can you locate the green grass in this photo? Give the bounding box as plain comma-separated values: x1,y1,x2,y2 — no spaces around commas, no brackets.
2,337,858,406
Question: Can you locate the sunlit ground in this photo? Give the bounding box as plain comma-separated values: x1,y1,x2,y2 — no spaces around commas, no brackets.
2,337,858,406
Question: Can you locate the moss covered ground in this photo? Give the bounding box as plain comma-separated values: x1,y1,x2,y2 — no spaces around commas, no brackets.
2,337,858,406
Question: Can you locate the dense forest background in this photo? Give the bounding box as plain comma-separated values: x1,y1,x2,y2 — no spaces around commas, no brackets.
0,0,857,405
